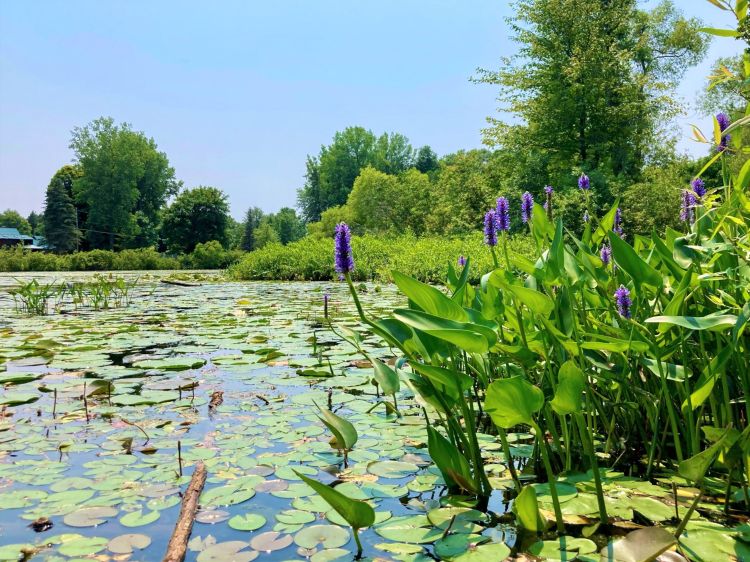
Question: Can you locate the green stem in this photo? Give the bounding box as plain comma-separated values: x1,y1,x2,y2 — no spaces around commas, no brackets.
531,420,564,533
575,413,608,525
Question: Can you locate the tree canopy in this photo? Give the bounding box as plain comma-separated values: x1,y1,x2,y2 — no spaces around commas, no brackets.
70,117,179,249
0,210,32,235
161,186,230,253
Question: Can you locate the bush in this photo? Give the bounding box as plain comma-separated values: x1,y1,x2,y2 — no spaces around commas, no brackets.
184,240,243,269
228,233,534,283
1,247,193,272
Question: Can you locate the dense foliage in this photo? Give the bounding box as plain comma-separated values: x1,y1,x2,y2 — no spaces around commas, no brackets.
0,245,245,272
160,186,231,253
228,233,534,283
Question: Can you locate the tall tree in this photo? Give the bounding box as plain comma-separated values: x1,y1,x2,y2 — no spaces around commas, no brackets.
0,210,32,235
26,212,42,236
161,186,230,254
268,207,305,245
241,206,265,251
475,0,706,180
43,178,80,253
297,127,415,220
415,146,439,174
70,117,179,249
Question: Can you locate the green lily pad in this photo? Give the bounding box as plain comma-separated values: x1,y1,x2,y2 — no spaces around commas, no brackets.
228,513,267,531
294,524,350,549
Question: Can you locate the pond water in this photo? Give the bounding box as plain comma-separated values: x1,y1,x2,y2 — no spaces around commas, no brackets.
0,273,744,562
0,273,520,561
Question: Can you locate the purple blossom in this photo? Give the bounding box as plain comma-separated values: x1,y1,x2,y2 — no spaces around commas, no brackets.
544,186,553,217
614,285,632,319
578,174,590,190
324,293,329,318
613,208,624,237
600,244,611,266
484,210,498,247
717,113,731,151
691,178,706,198
583,210,590,223
495,197,510,231
521,192,534,223
681,190,697,223
334,223,354,274
458,255,467,267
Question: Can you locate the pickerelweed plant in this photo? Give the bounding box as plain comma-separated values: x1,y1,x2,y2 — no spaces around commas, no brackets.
322,111,750,543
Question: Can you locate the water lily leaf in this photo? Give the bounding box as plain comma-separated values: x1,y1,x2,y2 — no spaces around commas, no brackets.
0,392,39,406
550,361,584,415
107,533,151,554
600,527,676,562
627,496,673,522
196,540,257,562
367,460,419,479
294,471,375,531
228,513,267,531
294,524,350,549
119,509,160,527
63,506,118,527
249,531,293,552
484,375,544,428
57,536,109,557
435,533,489,559
452,542,511,561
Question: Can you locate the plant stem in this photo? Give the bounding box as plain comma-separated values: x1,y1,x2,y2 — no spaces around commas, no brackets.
531,420,564,533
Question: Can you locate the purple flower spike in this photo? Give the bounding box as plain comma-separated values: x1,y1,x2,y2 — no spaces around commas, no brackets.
458,255,466,267
600,244,611,266
334,222,354,274
681,190,697,223
484,210,498,247
578,174,590,190
613,208,624,237
716,113,731,151
544,186,553,217
614,285,632,319
583,210,590,223
495,197,510,231
521,192,534,223
691,178,706,198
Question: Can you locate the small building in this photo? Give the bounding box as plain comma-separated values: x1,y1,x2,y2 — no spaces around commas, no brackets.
0,227,37,249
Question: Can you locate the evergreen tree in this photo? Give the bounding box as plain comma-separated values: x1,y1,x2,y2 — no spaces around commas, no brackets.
241,206,264,251
43,178,80,253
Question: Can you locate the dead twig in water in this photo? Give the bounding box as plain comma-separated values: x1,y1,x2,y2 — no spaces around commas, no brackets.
163,461,207,562
121,418,150,445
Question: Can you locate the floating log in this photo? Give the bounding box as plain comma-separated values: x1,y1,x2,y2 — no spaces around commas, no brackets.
160,279,201,287
162,461,207,562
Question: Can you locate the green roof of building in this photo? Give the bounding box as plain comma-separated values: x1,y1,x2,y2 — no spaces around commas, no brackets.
0,228,33,241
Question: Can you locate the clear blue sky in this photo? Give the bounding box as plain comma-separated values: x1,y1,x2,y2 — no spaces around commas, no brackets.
0,1,741,218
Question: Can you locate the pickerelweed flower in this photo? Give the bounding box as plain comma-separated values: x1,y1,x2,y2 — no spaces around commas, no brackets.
681,189,697,223
334,222,354,274
495,197,510,231
614,285,631,319
544,185,553,218
613,208,624,237
691,178,706,198
484,210,498,246
521,191,534,223
583,210,590,223
323,293,329,319
578,174,590,190
458,255,466,267
600,244,611,266
716,112,731,151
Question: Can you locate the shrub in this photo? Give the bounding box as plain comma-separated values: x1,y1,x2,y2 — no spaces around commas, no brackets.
228,233,534,283
185,240,243,269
